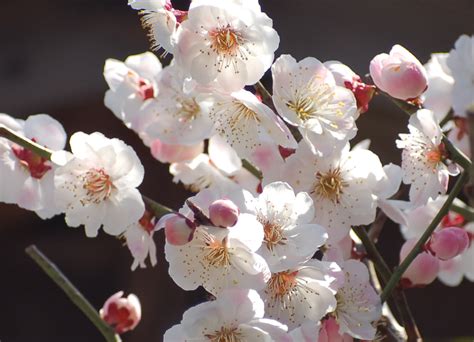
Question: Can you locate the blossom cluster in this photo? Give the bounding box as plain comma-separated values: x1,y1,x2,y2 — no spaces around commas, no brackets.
0,0,473,339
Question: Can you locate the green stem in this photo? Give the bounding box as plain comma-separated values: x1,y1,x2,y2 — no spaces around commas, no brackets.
242,159,262,180
255,81,274,108
442,135,472,171
451,198,474,221
353,226,391,284
26,245,121,342
381,172,469,302
254,81,303,142
142,195,174,218
439,109,454,128
379,91,419,115
0,124,53,160
353,226,422,341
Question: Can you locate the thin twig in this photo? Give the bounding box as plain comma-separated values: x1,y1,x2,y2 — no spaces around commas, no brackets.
368,210,388,243
368,262,407,341
378,91,420,115
353,226,422,341
142,195,174,218
254,81,303,142
242,159,263,180
451,198,474,221
439,109,454,128
26,245,121,342
0,124,53,160
381,172,469,302
466,109,474,205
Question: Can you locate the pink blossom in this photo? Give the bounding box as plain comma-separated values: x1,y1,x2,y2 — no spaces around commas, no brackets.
428,227,470,260
370,45,427,100
400,239,440,287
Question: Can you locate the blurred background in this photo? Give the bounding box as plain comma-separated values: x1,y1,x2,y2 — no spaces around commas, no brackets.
0,0,473,340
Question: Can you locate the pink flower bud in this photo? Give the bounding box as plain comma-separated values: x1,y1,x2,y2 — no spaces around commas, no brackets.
164,214,196,245
400,239,440,287
428,227,470,260
370,45,428,100
100,291,141,334
209,199,239,228
150,139,203,163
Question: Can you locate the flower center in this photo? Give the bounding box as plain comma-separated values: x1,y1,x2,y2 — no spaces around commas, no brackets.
82,168,113,204
266,271,298,300
204,237,231,267
229,102,260,128
313,168,348,204
286,81,341,122
205,326,242,342
209,26,243,56
178,97,200,122
426,147,442,165
286,96,316,121
260,219,286,251
11,143,51,179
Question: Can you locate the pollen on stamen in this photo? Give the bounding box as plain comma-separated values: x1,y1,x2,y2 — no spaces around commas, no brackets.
81,168,114,205
312,167,349,204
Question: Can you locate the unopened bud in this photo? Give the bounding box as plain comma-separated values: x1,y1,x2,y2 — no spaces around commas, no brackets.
428,227,469,260
370,45,428,100
100,291,141,334
164,214,196,245
400,239,439,287
209,199,239,228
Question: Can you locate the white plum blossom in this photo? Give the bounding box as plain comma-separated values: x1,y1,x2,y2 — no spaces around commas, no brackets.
144,63,214,146
124,211,158,271
250,181,328,272
164,289,290,341
200,89,296,159
447,35,474,116
396,109,458,207
276,141,383,243
423,53,454,121
0,114,66,219
164,189,270,295
128,0,180,54
331,260,382,340
53,132,145,238
175,0,279,92
104,52,162,134
260,259,340,329
272,55,358,156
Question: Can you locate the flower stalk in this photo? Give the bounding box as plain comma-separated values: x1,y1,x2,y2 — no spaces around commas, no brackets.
0,124,53,160
353,226,422,341
25,245,121,342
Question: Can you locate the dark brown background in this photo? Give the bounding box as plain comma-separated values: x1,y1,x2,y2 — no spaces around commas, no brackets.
0,0,473,340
